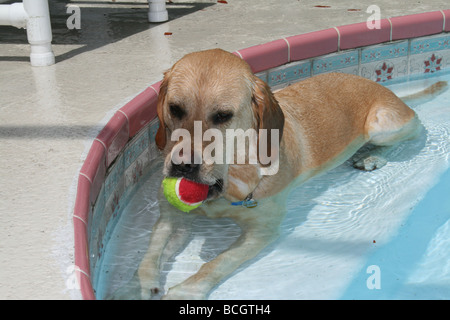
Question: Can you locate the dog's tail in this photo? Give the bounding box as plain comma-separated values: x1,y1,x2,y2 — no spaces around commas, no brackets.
400,80,448,106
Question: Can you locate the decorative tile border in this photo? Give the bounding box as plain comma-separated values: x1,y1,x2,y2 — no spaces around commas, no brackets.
257,33,450,87
409,33,450,75
74,10,450,299
360,40,408,63
360,41,409,82
267,60,311,89
312,50,359,75
411,33,450,54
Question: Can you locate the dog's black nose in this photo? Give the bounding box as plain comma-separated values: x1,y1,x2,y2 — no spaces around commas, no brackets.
171,162,200,175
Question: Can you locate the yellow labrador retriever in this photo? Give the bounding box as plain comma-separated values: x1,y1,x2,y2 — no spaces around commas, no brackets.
119,49,432,300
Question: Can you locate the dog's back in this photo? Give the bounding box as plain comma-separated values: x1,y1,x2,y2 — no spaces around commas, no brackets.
274,73,417,178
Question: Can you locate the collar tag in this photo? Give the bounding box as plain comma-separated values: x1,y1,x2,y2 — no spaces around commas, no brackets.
242,198,258,208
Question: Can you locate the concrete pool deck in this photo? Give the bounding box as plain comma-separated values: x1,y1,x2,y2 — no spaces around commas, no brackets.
0,0,448,299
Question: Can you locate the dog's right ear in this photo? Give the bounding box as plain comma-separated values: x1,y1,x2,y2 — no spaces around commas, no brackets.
155,72,169,150
251,76,284,162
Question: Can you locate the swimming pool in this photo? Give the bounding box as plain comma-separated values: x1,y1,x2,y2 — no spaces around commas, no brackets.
92,69,450,300
73,11,450,299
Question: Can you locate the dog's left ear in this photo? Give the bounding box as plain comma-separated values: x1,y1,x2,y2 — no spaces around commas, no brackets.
251,76,285,159
155,73,169,150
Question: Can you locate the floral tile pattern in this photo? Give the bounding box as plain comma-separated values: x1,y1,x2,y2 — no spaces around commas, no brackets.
410,34,450,75
424,54,443,73
359,41,409,82
361,56,408,82
360,41,408,64
268,60,311,89
312,51,359,75
410,34,450,54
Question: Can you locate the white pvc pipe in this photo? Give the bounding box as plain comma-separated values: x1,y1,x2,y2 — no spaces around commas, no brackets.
23,0,55,66
0,2,27,28
148,0,168,23
0,0,55,66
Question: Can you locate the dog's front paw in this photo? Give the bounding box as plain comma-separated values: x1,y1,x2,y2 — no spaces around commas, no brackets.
352,155,387,171
162,284,207,300
108,271,163,300
140,286,164,300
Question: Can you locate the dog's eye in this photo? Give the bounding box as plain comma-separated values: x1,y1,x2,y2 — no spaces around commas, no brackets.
212,111,233,125
169,104,186,120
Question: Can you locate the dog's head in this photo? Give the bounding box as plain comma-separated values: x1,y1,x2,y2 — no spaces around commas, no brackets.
155,49,284,201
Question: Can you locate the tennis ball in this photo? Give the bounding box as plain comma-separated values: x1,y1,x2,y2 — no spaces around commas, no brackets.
162,177,209,212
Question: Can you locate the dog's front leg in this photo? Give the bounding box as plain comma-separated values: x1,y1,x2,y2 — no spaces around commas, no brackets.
137,200,196,299
109,198,195,300
162,224,279,300
163,202,285,300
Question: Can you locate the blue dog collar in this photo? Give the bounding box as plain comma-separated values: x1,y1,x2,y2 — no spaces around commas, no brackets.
231,193,258,208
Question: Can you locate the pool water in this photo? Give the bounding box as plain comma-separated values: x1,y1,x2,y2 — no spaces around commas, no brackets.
95,71,450,300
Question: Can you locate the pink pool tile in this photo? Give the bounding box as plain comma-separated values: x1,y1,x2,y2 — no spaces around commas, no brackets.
390,11,444,40
286,28,338,62
443,10,450,32
119,86,159,138
74,217,94,300
77,270,95,300
73,217,89,274
337,20,391,50
150,81,162,93
79,139,106,204
73,174,91,223
232,51,241,59
237,39,289,73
